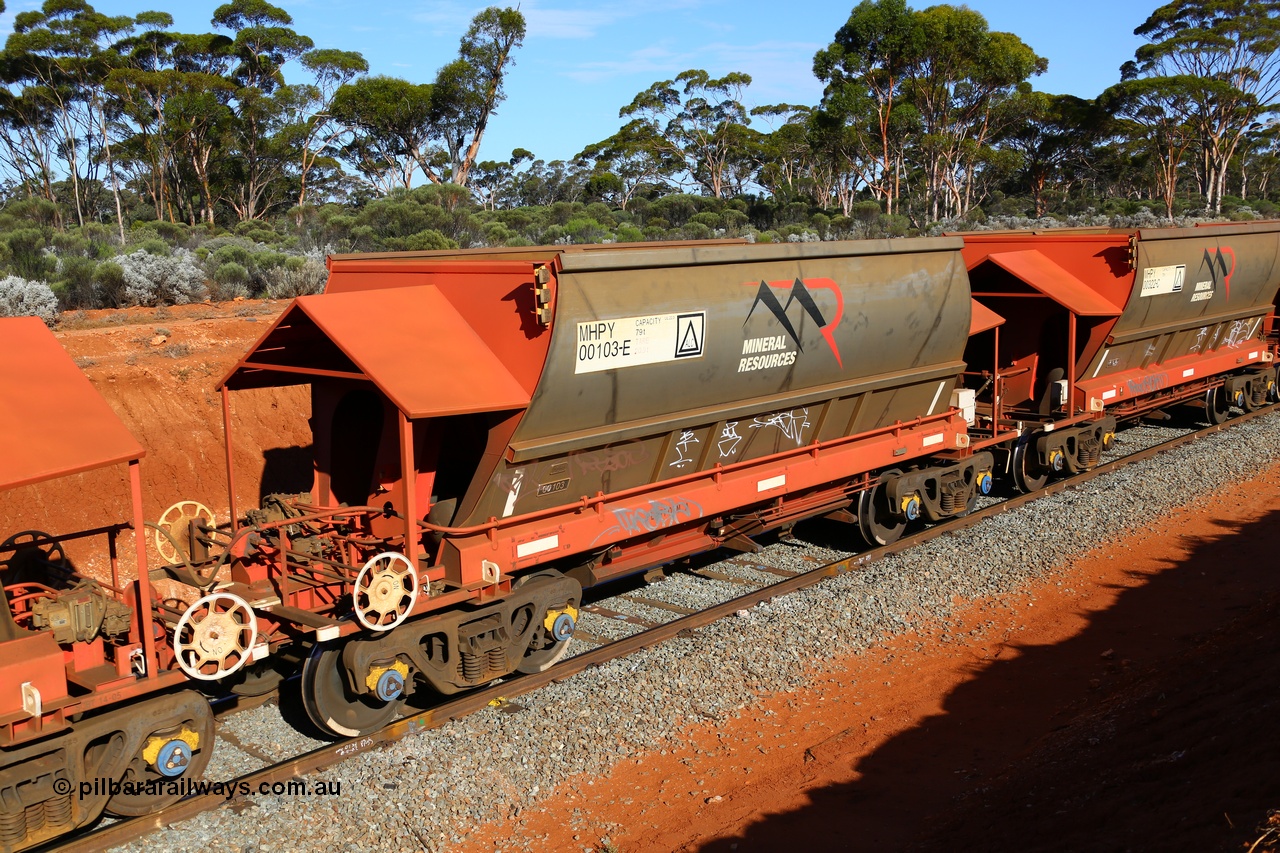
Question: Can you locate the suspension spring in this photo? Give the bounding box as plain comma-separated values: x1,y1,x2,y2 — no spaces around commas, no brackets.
487,646,506,674
461,651,483,681
940,489,961,513
24,800,44,833
1080,441,1101,467
44,793,71,828
0,810,26,846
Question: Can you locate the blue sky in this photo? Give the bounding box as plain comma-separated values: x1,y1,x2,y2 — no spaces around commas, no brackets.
3,0,1159,169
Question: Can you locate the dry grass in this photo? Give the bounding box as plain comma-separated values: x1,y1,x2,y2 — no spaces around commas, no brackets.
58,310,140,331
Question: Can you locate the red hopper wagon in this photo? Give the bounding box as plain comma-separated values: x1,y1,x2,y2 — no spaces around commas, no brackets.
188,238,997,737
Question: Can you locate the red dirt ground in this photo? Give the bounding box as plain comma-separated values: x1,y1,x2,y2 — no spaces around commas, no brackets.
460,464,1280,853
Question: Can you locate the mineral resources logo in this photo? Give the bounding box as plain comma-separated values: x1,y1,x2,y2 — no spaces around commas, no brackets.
740,277,844,373
1198,246,1235,301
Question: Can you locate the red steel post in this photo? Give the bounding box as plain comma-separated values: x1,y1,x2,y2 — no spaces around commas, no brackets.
221,385,239,533
399,411,419,568
129,459,155,678
1068,313,1077,416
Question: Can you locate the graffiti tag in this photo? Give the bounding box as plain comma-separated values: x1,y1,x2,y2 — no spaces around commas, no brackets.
750,408,811,446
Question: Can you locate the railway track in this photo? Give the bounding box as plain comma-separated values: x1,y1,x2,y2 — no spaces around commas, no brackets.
57,404,1279,853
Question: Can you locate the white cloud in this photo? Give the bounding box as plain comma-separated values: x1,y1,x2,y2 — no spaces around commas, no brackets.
520,0,720,40
561,43,680,83
522,7,630,39
408,0,484,35
559,38,823,97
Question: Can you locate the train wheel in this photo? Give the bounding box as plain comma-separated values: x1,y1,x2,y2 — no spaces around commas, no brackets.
1011,440,1049,494
857,471,906,547
105,699,214,817
300,641,403,739
513,572,576,674
1204,386,1230,425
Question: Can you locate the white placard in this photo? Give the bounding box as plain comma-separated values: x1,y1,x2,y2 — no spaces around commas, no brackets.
574,312,705,374
516,534,559,558
757,474,786,492
1140,264,1185,297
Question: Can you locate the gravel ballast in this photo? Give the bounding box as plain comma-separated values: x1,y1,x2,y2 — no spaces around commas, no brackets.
113,411,1280,853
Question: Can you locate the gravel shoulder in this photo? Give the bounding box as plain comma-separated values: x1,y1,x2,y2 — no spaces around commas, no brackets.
110,410,1280,853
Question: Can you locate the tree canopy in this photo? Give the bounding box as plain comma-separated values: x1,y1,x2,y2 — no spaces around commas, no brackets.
0,0,1279,326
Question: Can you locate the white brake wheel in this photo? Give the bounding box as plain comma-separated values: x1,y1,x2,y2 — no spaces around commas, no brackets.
353,552,420,632
173,592,257,681
155,500,215,565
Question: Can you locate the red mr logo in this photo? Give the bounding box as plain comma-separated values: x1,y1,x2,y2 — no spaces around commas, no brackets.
1202,246,1236,300
743,278,845,367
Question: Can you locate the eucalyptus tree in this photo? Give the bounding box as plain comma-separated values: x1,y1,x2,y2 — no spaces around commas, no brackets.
3,0,134,231
0,86,58,208
211,0,314,220
577,120,681,209
1236,119,1280,198
750,104,819,204
1001,92,1104,216
329,75,436,193
813,0,921,214
106,14,238,226
808,87,920,216
107,11,182,222
619,69,755,198
505,149,590,207
164,34,237,224
1102,75,1201,220
431,6,525,186
283,47,368,220
902,4,1045,221
467,157,513,209
1126,0,1280,213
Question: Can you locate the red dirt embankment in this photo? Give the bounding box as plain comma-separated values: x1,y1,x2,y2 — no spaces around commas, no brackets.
0,302,303,575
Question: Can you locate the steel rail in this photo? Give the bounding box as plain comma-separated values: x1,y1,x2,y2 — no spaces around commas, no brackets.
56,403,1280,853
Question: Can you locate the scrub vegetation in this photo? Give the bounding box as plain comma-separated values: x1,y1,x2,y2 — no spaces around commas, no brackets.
0,0,1276,322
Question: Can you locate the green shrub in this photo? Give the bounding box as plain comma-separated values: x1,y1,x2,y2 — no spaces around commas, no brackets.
94,262,127,308
615,224,645,243
54,256,99,310
135,239,171,256
2,228,55,281
391,229,456,251
211,244,253,268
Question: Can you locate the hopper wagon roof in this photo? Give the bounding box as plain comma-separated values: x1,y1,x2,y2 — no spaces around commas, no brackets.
0,316,144,491
219,285,531,418
968,299,1005,335
979,249,1124,316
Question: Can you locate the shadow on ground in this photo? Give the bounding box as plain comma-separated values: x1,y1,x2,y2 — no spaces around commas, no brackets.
700,508,1280,853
